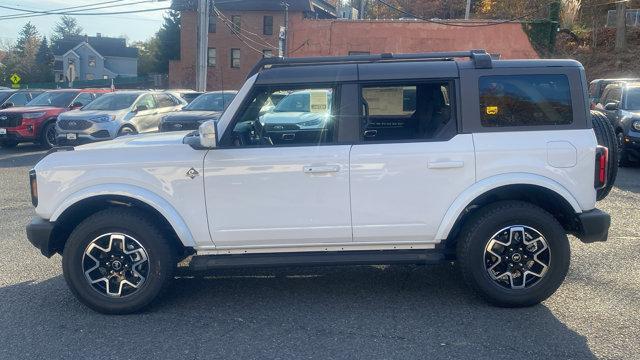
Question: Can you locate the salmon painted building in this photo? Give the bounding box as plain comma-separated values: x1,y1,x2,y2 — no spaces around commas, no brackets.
169,0,539,90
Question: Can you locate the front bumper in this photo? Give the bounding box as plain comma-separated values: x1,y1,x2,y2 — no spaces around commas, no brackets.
26,216,57,257
56,122,117,145
575,209,610,243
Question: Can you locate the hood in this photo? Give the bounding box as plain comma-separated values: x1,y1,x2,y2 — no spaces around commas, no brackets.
260,111,328,125
74,131,190,151
0,106,63,114
59,109,125,120
163,110,223,122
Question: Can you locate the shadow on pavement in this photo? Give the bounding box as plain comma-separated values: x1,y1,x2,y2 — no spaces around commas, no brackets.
0,144,46,168
0,264,595,359
614,166,640,193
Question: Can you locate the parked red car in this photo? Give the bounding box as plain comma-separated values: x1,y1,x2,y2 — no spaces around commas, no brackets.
0,88,110,148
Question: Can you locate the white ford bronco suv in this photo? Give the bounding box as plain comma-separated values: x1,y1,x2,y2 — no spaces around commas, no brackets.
26,51,614,314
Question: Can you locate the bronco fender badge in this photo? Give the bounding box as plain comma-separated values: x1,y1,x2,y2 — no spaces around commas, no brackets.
186,168,199,179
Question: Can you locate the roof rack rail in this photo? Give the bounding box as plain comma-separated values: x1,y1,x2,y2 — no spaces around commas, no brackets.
247,49,494,79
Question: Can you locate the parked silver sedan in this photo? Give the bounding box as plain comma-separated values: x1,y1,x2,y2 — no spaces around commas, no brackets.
56,90,185,145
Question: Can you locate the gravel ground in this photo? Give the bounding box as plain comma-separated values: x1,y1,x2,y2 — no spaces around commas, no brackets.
0,144,638,359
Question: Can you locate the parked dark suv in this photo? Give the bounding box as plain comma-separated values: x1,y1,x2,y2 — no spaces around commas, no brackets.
589,78,640,109
597,82,640,165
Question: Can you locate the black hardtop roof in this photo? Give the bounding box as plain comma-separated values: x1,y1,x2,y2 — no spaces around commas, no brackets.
251,50,584,85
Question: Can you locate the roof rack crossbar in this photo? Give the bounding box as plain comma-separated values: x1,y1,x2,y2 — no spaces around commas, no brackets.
247,49,493,79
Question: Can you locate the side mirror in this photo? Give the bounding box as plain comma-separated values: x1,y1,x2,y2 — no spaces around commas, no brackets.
2,102,14,109
604,102,619,111
199,120,217,148
134,104,148,112
69,102,83,110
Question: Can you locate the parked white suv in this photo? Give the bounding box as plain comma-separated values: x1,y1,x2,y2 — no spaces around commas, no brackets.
26,51,614,314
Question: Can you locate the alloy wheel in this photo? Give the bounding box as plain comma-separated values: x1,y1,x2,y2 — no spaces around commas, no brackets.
483,225,550,289
82,233,150,297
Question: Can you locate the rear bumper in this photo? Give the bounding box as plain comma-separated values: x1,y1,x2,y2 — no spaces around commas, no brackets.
575,209,610,243
26,216,57,257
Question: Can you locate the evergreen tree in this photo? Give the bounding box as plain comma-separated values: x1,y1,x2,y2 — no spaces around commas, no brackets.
15,22,41,83
51,16,83,42
156,11,181,74
35,37,54,82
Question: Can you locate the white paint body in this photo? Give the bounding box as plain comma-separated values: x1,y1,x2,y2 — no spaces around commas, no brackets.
33,123,598,255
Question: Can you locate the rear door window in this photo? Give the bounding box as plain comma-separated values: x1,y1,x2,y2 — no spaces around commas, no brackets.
479,74,573,127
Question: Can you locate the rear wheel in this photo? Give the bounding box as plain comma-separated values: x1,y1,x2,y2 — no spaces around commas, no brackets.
40,121,57,149
0,139,18,148
591,110,618,200
456,201,570,307
62,208,176,314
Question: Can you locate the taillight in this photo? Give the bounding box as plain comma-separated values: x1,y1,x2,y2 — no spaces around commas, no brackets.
594,145,608,190
29,169,38,207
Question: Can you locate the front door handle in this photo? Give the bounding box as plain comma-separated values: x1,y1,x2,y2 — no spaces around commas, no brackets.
303,165,341,174
428,161,464,169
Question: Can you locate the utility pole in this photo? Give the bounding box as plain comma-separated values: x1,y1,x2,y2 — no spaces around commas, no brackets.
281,1,289,58
464,0,471,20
615,0,627,51
196,0,210,91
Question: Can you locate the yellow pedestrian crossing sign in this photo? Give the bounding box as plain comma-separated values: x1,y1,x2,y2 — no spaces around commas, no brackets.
10,73,21,88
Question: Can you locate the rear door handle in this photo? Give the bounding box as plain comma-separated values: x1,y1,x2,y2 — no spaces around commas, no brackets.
303,165,341,173
427,161,464,169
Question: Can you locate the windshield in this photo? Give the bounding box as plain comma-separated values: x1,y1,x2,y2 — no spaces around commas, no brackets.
82,93,139,111
186,92,235,111
28,91,78,107
626,88,640,110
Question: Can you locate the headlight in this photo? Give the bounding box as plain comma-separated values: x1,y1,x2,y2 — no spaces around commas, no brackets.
633,120,640,131
22,112,46,119
90,115,116,123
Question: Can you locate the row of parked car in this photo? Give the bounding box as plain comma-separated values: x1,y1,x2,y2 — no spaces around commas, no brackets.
0,88,238,149
589,77,640,166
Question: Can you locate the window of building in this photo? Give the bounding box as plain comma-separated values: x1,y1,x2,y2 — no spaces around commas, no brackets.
263,49,273,58
360,82,453,141
207,48,217,67
263,16,273,35
231,15,241,33
224,86,335,147
88,56,96,67
68,58,75,64
479,74,573,127
209,14,216,33
231,48,240,68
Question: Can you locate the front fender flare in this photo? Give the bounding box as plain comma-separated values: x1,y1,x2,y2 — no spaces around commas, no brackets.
50,183,197,247
434,173,582,241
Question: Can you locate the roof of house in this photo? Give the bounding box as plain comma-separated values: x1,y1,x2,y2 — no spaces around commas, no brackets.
52,36,138,58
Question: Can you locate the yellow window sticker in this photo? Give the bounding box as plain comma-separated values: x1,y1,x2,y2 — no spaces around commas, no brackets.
486,106,499,115
309,91,329,113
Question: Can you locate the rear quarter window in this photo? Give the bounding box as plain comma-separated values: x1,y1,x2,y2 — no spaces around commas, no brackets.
479,74,573,127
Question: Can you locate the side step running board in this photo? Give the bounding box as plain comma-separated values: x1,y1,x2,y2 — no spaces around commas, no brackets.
189,250,445,271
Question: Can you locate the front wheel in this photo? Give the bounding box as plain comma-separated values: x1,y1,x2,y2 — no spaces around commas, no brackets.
456,201,570,307
40,121,57,149
62,208,175,314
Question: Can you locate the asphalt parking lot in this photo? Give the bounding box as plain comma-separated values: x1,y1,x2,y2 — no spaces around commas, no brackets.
0,144,639,359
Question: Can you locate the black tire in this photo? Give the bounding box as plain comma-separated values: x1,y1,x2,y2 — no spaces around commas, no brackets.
0,139,18,148
616,131,632,168
591,110,618,200
456,201,570,307
62,208,175,314
117,125,137,137
40,121,57,149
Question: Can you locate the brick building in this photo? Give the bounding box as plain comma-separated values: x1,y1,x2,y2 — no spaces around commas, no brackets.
169,0,538,90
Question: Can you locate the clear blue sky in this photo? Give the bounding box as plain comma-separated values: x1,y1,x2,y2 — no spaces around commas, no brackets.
0,0,169,44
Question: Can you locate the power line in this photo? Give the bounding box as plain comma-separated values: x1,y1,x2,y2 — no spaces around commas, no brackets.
212,6,277,50
0,0,129,20
0,4,170,17
375,0,557,27
212,7,277,50
0,1,162,20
